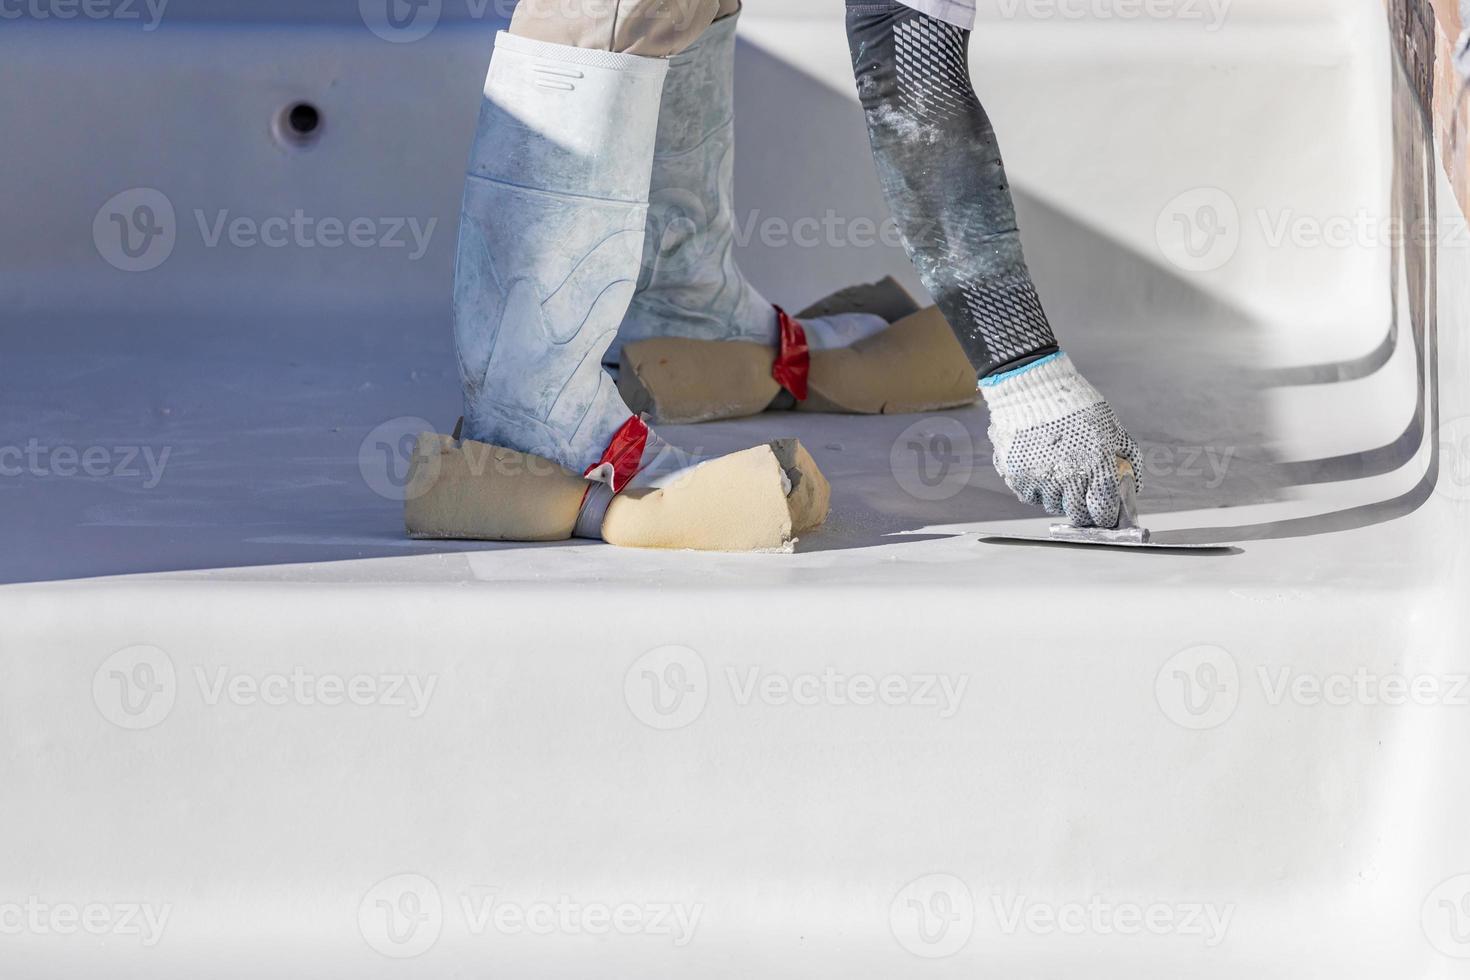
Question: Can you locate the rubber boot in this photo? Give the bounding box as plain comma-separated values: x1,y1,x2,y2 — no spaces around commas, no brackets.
453,33,663,477
609,13,978,424
405,33,829,551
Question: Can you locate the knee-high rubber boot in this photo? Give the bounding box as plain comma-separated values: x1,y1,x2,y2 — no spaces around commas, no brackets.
608,14,978,424
612,13,779,356
454,33,665,481
406,32,831,551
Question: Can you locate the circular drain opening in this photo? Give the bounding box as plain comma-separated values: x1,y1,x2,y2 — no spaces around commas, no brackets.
274,101,324,148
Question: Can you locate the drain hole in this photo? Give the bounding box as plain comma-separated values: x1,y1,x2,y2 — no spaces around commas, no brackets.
288,103,321,137
275,102,324,148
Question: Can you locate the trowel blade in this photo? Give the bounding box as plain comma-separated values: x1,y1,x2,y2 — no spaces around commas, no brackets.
977,525,1234,551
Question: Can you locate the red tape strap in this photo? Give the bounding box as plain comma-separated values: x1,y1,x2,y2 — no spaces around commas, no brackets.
582,415,650,494
771,306,810,402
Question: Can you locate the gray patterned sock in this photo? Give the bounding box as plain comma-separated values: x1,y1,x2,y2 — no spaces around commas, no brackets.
846,2,1060,378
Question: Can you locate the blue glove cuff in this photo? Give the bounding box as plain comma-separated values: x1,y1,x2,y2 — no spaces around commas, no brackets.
979,351,1064,389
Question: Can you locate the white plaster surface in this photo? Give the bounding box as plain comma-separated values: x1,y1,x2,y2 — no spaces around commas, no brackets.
2,1,1468,976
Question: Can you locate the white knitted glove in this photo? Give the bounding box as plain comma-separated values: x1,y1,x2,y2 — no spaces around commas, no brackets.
981,353,1144,528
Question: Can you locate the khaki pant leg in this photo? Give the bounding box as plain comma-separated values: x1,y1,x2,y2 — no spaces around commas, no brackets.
509,0,730,57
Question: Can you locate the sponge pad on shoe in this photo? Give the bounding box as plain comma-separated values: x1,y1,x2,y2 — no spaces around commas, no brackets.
800,305,978,415
404,431,830,552
618,287,979,424
602,439,829,552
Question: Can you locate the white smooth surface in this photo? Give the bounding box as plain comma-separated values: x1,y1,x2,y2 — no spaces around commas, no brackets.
3,2,1470,976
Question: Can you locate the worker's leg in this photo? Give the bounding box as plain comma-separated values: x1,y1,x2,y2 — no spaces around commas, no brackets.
847,0,1055,378
408,0,829,550
606,2,979,424
846,1,1144,527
